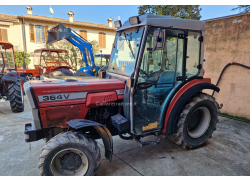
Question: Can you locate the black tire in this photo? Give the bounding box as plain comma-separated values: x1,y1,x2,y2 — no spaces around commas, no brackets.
56,68,74,76
8,79,24,113
169,93,219,149
75,71,90,77
39,131,101,176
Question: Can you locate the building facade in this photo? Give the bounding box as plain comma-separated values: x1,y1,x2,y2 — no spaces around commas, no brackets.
0,6,116,69
204,13,250,119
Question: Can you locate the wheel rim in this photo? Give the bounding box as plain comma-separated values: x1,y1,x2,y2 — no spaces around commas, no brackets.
187,107,211,138
50,148,89,176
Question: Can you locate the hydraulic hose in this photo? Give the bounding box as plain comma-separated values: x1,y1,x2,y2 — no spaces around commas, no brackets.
212,62,250,97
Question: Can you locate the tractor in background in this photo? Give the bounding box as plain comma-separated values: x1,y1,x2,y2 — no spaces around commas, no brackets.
0,41,26,112
33,48,74,78
24,14,221,176
46,23,101,77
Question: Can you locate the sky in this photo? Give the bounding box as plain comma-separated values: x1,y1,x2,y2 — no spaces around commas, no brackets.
0,5,240,25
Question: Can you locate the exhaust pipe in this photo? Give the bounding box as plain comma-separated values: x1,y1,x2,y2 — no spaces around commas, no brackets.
46,23,71,44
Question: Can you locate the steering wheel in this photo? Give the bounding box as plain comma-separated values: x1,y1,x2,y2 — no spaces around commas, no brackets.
139,69,148,79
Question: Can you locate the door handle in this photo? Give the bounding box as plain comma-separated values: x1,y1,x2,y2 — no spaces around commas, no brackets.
137,82,152,90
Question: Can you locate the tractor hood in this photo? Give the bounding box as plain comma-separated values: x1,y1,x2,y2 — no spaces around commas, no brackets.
24,78,125,108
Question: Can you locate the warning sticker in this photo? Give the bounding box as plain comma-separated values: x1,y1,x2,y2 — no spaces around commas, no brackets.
142,122,157,131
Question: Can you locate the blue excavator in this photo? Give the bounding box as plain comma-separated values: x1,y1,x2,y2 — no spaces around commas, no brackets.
47,23,100,76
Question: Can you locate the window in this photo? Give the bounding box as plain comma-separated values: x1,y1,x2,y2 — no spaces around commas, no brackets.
80,30,87,40
0,28,8,41
30,24,48,43
186,31,201,78
99,32,106,48
35,25,45,42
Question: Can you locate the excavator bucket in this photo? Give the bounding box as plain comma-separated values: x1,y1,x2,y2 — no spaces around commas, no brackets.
46,23,71,44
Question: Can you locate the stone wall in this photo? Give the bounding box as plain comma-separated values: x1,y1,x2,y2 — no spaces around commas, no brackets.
204,13,250,119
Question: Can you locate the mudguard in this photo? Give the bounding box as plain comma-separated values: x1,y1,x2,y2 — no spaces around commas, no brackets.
67,119,113,162
164,81,220,134
2,72,19,84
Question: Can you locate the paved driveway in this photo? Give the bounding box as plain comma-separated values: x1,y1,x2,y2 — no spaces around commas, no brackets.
0,97,249,176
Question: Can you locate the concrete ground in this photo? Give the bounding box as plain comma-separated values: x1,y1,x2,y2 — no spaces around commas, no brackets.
0,97,249,176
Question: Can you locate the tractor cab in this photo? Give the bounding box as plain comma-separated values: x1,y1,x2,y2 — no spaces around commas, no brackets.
107,14,206,134
33,48,73,77
0,41,16,73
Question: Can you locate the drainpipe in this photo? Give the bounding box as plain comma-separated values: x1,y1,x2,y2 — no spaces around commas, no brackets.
21,18,27,69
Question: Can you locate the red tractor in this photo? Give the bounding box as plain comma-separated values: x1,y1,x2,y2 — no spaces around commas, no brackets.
33,48,74,77
0,41,38,112
24,15,221,176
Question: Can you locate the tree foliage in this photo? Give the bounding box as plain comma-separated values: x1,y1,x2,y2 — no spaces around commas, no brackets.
13,51,31,69
232,5,250,13
138,5,202,20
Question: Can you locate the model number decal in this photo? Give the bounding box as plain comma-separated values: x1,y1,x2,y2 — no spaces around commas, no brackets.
42,94,70,101
37,92,87,103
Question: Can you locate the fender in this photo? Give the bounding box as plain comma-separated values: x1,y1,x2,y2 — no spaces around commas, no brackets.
2,72,19,84
67,119,113,162
163,79,220,134
2,72,19,89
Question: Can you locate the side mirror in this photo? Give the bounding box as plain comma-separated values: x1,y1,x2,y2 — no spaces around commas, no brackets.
149,29,166,52
137,82,152,90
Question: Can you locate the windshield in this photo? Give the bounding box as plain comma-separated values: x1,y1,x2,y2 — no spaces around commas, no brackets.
108,27,144,76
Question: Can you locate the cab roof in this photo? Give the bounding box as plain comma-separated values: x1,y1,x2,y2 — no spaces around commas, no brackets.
117,14,205,32
0,41,13,49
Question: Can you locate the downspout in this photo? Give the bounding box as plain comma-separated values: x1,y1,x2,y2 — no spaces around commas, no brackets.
21,18,27,69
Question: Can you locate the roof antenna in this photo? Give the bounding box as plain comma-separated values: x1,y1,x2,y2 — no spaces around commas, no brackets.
50,5,55,17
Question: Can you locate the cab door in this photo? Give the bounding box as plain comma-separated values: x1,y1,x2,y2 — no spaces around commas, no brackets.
131,28,185,134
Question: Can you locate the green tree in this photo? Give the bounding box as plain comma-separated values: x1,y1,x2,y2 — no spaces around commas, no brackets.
232,5,250,13
138,5,202,20
14,51,31,69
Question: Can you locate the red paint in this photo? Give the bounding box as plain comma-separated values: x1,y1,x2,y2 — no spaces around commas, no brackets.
86,91,117,108
118,95,124,99
17,69,42,77
38,99,86,108
163,78,211,133
32,78,125,95
40,104,88,128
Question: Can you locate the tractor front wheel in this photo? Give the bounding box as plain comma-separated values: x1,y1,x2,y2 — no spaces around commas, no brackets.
169,93,219,149
39,131,101,176
8,79,24,113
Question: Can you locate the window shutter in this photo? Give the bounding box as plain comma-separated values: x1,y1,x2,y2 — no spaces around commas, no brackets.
102,33,106,48
99,32,106,48
0,29,2,41
1,29,8,41
44,26,49,42
99,33,102,48
29,24,35,42
80,30,87,40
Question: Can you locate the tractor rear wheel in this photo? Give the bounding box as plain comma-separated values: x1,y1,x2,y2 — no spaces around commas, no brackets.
39,131,101,176
169,93,219,149
56,68,74,76
8,79,24,113
75,71,90,77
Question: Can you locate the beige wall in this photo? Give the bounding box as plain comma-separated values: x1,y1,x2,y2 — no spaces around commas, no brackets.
0,22,23,51
23,20,115,69
0,18,116,69
204,14,250,119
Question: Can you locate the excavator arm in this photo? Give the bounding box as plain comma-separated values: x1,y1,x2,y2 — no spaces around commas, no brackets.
47,23,96,70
